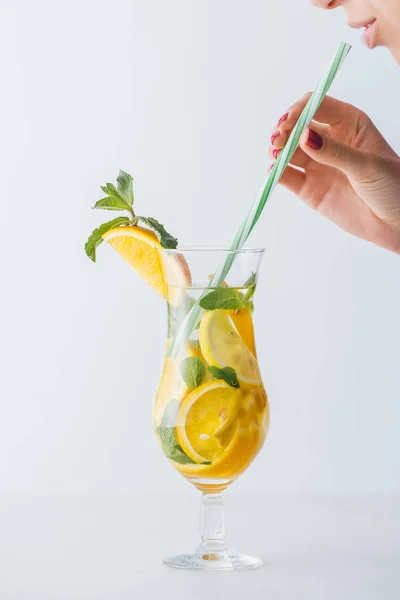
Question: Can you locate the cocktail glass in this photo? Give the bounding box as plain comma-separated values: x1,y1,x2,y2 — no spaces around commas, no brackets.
154,248,269,571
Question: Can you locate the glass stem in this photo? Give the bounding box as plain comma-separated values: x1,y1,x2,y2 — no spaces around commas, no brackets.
198,493,227,559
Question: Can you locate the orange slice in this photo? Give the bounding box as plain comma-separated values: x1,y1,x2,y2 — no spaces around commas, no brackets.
102,226,190,306
176,380,242,463
231,308,256,355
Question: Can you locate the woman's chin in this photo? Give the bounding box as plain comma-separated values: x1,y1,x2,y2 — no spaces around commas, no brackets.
392,44,400,65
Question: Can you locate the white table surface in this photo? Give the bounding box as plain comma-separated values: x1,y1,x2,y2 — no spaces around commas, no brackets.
0,493,399,599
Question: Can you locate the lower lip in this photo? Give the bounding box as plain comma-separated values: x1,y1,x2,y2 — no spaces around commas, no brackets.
362,21,378,49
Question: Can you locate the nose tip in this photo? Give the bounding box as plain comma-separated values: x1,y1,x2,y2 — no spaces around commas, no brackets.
310,0,340,8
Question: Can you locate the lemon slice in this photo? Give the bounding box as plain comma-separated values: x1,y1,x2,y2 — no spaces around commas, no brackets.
199,310,261,388
102,226,190,306
176,380,241,464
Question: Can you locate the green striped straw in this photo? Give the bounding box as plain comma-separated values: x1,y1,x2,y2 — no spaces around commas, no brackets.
168,41,351,359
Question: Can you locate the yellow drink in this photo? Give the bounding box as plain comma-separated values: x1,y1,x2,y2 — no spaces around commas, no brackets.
154,285,269,494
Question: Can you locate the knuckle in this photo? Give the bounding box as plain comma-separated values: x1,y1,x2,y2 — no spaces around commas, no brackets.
347,104,372,128
352,105,370,122
330,139,346,162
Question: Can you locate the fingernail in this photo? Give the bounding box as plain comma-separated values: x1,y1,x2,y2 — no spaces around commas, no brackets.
306,129,323,150
268,163,275,173
272,148,280,159
277,112,289,126
271,131,280,145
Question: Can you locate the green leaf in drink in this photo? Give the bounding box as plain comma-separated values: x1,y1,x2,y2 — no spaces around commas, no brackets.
170,444,201,465
157,402,211,465
180,356,206,390
157,425,177,457
207,366,240,388
241,272,257,305
199,288,246,311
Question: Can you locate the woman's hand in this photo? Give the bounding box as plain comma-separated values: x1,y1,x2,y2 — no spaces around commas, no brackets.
269,94,400,254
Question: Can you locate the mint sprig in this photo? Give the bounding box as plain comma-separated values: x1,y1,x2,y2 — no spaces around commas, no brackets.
94,171,135,213
199,273,257,312
199,288,246,311
85,170,178,261
180,356,206,390
137,217,178,249
85,216,131,262
207,366,240,388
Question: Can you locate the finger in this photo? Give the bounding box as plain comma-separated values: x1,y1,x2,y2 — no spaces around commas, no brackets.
270,120,328,155
277,164,306,197
270,128,289,151
280,94,360,132
299,127,370,178
269,146,312,170
289,147,313,169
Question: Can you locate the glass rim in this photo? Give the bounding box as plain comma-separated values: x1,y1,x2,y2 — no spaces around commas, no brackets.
156,246,265,254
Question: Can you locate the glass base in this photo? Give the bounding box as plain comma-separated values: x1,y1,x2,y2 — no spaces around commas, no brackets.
164,550,263,571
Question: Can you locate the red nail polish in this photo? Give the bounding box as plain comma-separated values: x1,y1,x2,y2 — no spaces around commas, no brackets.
271,131,280,145
307,129,323,150
272,148,280,159
268,163,275,173
277,112,289,126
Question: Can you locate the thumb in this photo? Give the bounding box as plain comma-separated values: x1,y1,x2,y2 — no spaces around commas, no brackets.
299,127,368,179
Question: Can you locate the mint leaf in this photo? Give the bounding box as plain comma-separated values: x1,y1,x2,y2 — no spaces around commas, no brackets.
207,366,240,388
158,426,176,456
243,273,256,288
157,426,205,465
241,272,257,305
84,216,131,262
180,356,206,390
116,170,134,207
93,196,131,211
246,300,255,313
100,182,127,202
138,217,178,249
157,398,211,465
170,445,199,465
199,288,246,311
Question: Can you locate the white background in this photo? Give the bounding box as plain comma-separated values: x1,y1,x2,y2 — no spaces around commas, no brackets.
1,0,399,499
